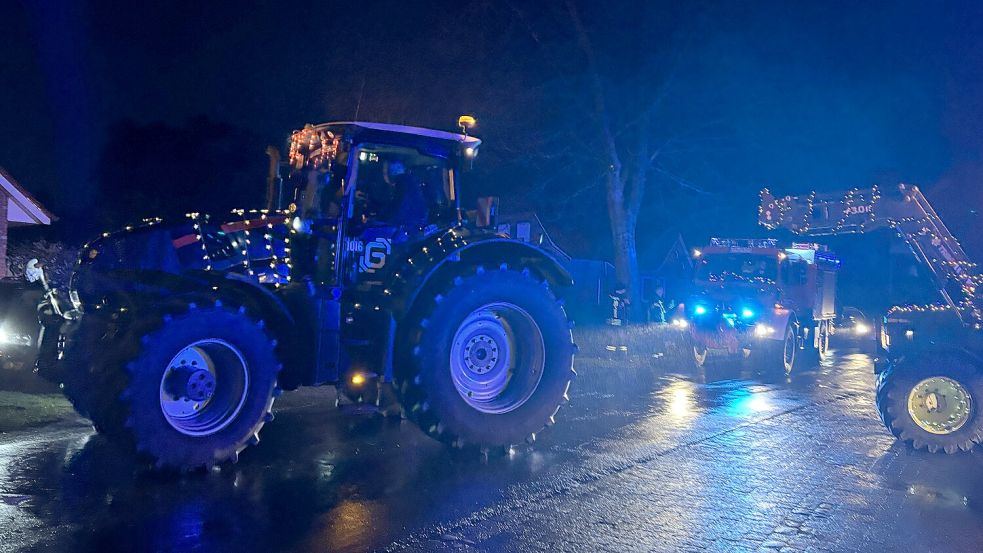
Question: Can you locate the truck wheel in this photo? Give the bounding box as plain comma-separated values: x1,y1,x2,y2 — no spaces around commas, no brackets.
90,301,281,470
757,324,795,376
817,321,830,360
396,266,575,450
875,355,983,454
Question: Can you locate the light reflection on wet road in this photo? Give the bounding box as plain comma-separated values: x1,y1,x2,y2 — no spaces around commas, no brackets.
2,345,983,552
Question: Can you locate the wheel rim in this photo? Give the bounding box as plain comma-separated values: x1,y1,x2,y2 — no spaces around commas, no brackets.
450,302,545,414
907,376,973,435
159,339,250,436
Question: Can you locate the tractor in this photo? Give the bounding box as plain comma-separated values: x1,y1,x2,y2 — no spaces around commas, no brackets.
34,121,577,470
761,184,983,453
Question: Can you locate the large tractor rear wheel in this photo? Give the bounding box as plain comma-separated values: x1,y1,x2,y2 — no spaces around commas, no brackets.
875,354,983,454
77,301,282,470
396,265,575,451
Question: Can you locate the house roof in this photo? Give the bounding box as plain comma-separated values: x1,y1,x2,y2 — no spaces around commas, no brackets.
0,167,56,225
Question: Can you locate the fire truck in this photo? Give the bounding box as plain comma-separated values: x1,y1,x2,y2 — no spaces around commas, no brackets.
760,184,983,454
673,237,838,375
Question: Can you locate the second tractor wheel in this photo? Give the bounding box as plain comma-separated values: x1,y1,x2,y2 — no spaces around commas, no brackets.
396,266,576,450
875,354,983,454
83,301,282,470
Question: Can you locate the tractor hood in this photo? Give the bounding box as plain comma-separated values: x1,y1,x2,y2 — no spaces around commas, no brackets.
71,214,292,305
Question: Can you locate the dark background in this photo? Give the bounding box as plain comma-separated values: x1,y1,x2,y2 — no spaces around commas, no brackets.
2,0,982,307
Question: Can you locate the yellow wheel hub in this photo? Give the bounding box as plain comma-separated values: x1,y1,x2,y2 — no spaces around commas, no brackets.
907,376,973,435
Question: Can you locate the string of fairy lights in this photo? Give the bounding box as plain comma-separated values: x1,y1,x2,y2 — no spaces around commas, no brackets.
759,185,983,328
288,124,340,169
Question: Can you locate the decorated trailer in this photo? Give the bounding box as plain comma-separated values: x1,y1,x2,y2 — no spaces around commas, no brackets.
673,238,838,374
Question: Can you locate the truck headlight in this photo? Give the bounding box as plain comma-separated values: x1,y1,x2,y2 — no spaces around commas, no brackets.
753,324,775,337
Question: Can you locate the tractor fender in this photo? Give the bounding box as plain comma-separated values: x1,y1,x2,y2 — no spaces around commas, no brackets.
387,229,573,320
73,269,307,386
74,269,297,355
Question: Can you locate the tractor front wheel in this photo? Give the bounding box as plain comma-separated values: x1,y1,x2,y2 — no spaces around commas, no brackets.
78,301,282,470
876,354,983,454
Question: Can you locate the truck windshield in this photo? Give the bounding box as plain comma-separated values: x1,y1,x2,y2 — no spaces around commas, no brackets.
696,253,778,284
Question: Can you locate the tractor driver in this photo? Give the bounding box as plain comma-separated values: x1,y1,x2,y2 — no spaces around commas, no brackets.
379,159,428,228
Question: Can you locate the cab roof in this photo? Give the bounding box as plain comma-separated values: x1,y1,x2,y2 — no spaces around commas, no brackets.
311,121,480,159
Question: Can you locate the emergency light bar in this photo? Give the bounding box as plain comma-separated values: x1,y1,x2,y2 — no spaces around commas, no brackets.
709,238,778,249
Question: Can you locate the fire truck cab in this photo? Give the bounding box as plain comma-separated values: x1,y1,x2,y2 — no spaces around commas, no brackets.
674,238,838,374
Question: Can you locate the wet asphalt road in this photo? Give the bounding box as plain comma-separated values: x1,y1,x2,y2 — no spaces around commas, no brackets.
2,343,983,552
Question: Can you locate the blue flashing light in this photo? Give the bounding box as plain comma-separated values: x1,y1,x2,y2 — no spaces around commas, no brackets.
694,305,708,316
740,308,755,318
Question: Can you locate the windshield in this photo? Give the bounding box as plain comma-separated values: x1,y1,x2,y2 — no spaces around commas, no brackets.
696,253,778,284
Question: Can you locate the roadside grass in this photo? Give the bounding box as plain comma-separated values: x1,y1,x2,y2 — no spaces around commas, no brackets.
0,390,74,433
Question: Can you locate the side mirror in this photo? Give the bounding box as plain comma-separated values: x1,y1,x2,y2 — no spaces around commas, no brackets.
25,258,44,284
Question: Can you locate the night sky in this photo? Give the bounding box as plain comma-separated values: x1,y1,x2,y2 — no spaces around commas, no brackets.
3,0,982,258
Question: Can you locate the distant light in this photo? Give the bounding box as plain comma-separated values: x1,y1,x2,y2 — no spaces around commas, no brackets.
754,324,775,337
777,252,787,261
359,151,368,161
905,329,914,339
741,308,755,318
854,322,871,335
671,318,689,329
694,305,708,316
693,249,702,258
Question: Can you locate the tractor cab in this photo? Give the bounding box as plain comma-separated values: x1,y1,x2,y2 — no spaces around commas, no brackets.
280,122,481,287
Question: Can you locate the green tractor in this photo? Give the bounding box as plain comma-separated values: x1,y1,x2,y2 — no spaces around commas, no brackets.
35,121,576,470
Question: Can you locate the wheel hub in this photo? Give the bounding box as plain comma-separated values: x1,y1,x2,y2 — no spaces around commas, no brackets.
907,376,973,435
449,302,545,415
464,335,499,375
158,340,250,437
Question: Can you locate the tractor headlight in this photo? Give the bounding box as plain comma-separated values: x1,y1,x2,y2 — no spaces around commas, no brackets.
291,217,311,234
753,324,775,337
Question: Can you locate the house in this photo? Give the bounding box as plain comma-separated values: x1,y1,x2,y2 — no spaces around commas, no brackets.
0,168,56,277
